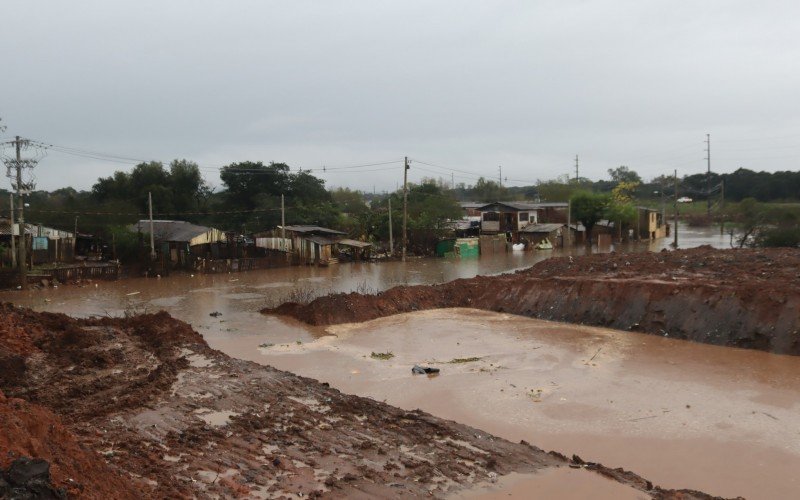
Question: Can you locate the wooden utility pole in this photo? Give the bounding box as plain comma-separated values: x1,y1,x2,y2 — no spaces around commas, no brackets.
148,191,156,259
388,197,393,257
281,194,286,251
565,199,571,248
498,166,502,186
574,155,579,182
402,156,409,262
15,137,27,289
9,194,16,268
673,169,679,248
73,216,79,255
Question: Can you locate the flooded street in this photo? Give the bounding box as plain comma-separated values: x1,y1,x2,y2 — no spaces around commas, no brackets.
0,224,774,498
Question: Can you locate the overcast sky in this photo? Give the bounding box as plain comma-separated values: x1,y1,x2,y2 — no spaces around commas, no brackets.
3,0,800,192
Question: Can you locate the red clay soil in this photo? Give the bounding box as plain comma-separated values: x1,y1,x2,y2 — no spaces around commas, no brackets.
265,247,800,355
0,303,729,498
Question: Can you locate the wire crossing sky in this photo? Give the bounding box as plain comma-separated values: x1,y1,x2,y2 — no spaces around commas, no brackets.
3,0,800,192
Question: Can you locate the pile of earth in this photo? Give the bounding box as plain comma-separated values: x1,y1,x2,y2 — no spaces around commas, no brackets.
266,247,800,355
0,303,726,498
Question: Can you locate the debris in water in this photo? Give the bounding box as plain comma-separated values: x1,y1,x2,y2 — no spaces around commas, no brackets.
209,311,222,317
412,365,440,375
125,292,140,296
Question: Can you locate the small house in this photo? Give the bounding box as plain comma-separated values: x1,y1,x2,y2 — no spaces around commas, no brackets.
476,201,569,242
281,225,347,266
132,220,227,267
519,223,566,248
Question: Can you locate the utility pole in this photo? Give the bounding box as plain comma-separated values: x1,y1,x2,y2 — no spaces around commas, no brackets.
148,191,156,259
566,199,571,248
673,169,679,248
402,156,409,262
73,216,79,256
388,197,394,256
281,193,286,251
498,166,502,186
14,137,28,289
8,194,15,268
705,133,711,217
574,155,579,183
451,172,454,190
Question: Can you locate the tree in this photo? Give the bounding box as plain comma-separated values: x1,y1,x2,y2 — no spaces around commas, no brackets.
570,191,611,246
608,166,642,184
469,177,510,202
169,159,210,214
219,161,290,210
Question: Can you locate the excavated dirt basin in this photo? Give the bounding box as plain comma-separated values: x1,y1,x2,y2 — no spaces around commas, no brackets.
0,304,719,498
266,247,800,355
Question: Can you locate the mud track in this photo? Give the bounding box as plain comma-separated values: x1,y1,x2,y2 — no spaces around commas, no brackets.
266,247,800,355
0,304,727,498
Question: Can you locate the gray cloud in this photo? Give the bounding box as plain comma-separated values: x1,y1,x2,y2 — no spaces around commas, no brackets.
3,0,800,191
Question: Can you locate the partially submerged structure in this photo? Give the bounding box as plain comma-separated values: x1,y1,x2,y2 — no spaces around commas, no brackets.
132,220,226,268
280,225,372,265
476,202,568,241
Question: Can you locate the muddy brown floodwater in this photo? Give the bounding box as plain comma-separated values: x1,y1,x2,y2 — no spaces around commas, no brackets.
0,226,760,498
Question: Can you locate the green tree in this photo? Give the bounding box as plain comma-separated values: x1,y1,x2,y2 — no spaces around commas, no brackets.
608,166,642,184
469,177,510,202
570,191,611,246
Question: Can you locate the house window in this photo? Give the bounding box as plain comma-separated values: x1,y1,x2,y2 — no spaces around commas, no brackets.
518,212,529,222
483,212,499,221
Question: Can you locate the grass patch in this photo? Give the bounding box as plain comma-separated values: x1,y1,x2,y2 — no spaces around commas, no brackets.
370,351,394,361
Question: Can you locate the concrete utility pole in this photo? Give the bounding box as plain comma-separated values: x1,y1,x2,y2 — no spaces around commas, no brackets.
14,137,28,289
388,197,393,257
498,166,502,186
705,133,711,217
574,155,579,182
9,193,15,268
402,156,409,262
673,169,679,248
148,191,156,259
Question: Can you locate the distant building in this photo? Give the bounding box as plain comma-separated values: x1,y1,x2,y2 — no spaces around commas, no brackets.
132,220,226,267
476,201,568,242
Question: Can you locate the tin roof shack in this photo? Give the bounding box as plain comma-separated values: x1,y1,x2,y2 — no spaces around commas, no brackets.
635,207,667,240
132,220,226,269
0,218,76,266
519,223,567,249
281,225,347,266
337,239,372,262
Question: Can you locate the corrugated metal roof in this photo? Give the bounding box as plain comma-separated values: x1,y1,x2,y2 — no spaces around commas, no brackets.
131,220,223,243
305,235,336,245
281,225,346,235
520,223,565,234
477,201,568,211
338,238,372,248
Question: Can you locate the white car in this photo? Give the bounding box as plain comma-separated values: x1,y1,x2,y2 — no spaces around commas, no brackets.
677,197,693,203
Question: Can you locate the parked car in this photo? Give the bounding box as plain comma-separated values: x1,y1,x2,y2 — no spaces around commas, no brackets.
677,197,693,203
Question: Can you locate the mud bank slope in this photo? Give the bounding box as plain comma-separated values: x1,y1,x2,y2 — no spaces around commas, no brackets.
0,304,722,498
266,247,800,355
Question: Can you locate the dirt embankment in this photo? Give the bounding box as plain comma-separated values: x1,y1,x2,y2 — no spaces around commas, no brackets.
0,304,727,498
266,247,800,355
